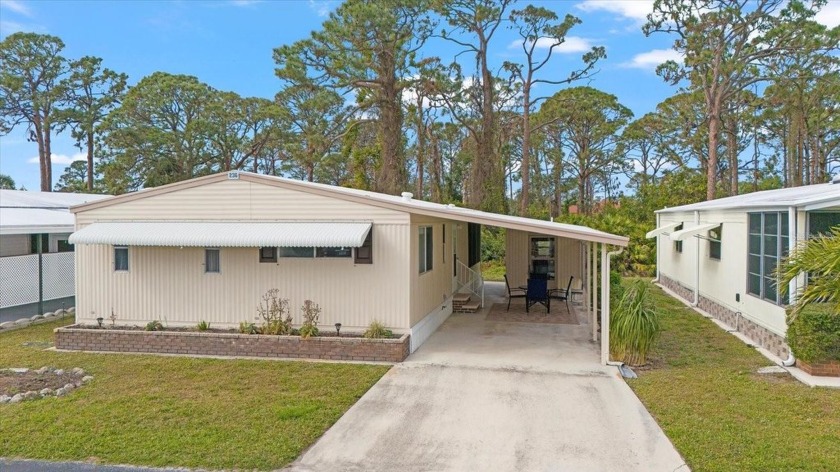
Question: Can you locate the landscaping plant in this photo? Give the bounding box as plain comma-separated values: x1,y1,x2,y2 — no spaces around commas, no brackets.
196,320,211,331
363,320,393,339
610,279,660,366
779,226,840,317
785,303,840,364
299,300,320,339
145,320,164,331
239,321,258,334
256,288,293,335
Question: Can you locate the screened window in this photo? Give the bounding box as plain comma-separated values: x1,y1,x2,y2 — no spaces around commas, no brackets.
747,212,789,305
57,239,74,253
278,247,314,258
114,246,129,272
808,211,840,237
674,223,683,253
708,226,722,260
205,249,220,273
30,233,49,254
316,247,351,258
259,247,277,263
419,226,433,273
354,230,373,264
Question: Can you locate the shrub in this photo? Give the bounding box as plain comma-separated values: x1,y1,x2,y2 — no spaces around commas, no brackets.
239,321,258,334
610,280,660,366
196,320,211,331
364,320,393,339
256,289,293,335
786,303,840,363
145,320,163,332
299,300,320,339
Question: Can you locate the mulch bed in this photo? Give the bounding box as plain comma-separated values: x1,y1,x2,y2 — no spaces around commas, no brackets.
0,370,84,397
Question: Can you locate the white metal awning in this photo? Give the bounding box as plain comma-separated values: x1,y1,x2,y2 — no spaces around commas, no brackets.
645,222,681,239
69,222,372,247
669,223,720,241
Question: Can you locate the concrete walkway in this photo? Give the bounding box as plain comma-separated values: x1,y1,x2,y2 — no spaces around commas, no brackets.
288,283,688,472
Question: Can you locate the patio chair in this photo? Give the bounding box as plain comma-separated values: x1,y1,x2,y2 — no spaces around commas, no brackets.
525,278,550,313
550,276,574,312
504,274,526,311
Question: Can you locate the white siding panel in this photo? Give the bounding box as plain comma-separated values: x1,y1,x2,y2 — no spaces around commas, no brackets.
0,234,30,257
410,218,456,326
75,224,411,331
76,180,407,225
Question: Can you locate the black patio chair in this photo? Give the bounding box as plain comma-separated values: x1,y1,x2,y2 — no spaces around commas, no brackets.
525,278,550,313
504,274,526,311
550,276,574,312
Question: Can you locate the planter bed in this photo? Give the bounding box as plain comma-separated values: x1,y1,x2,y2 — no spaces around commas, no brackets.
796,359,840,377
55,325,410,363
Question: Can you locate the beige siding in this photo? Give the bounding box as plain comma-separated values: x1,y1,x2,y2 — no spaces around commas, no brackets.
409,215,456,326
0,234,30,257
505,229,583,291
76,180,408,225
75,223,410,331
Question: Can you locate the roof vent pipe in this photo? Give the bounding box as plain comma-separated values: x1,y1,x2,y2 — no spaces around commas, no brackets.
401,192,413,202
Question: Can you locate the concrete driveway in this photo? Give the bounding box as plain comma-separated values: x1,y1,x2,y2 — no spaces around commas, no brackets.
288,286,687,472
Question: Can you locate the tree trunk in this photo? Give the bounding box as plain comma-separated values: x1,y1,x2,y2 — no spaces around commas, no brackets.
86,131,95,191
707,112,720,200
415,105,425,198
727,120,738,196
377,79,405,196
519,84,531,216
430,132,442,203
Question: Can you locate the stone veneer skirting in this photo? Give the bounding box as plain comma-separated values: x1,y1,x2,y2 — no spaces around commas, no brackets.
54,326,410,363
658,275,790,359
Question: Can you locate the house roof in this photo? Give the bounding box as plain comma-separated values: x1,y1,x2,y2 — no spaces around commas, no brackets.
0,190,111,235
69,221,372,247
70,172,629,247
656,182,840,214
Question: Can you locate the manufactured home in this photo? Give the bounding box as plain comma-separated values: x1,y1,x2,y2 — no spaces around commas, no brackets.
0,190,110,321
648,182,840,360
68,171,628,359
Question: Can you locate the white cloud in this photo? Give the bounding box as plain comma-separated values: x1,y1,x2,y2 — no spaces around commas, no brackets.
509,36,595,54
28,152,86,166
0,20,24,36
308,0,336,17
0,0,33,17
815,2,840,28
621,48,683,70
575,0,653,22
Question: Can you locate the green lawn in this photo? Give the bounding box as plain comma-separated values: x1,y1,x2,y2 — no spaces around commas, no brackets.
0,318,390,470
630,281,840,472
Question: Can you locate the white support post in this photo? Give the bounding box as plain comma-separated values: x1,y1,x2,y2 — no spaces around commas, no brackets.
591,242,597,342
788,206,797,304
600,244,609,365
693,210,700,306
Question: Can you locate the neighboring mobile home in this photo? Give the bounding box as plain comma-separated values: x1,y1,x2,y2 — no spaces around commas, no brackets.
648,181,840,359
68,171,628,358
0,190,111,321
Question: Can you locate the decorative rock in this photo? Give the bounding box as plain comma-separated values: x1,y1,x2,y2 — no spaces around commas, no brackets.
71,367,85,376
757,366,787,374
44,312,56,318
0,321,14,329
10,394,24,403
68,307,76,314
35,366,50,374
23,391,38,400
14,318,30,325
55,309,66,316
9,368,29,374
55,388,66,397
63,383,75,391
0,395,11,403
54,369,65,376
40,388,54,396
30,314,44,322
81,375,94,383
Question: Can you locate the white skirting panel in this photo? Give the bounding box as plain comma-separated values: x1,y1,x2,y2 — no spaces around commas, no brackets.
409,296,453,353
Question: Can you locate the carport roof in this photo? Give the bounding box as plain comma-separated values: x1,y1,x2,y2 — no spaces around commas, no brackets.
70,172,629,247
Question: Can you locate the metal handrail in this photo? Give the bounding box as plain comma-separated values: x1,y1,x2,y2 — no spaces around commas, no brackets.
454,259,484,307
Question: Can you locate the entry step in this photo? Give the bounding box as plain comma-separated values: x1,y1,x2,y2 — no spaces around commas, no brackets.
452,293,472,303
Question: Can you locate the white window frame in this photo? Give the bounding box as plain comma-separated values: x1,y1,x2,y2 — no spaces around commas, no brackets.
114,246,129,272
205,248,221,273
419,226,433,274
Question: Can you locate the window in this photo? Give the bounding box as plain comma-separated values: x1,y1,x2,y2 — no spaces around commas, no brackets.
259,247,277,263
316,247,351,258
205,249,220,273
419,226,433,273
747,212,789,305
30,233,49,254
708,226,722,260
114,246,129,271
57,239,74,253
674,224,683,253
530,237,555,279
278,247,314,258
354,230,373,264
808,211,840,237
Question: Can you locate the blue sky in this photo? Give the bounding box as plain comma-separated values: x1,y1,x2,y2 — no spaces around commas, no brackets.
1,0,838,191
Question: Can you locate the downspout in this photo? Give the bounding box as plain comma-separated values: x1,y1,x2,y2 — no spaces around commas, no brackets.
601,245,624,365
693,210,700,306
784,205,797,368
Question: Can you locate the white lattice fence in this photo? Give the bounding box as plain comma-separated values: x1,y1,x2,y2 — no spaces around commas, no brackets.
0,254,39,308
0,253,76,308
43,252,75,301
